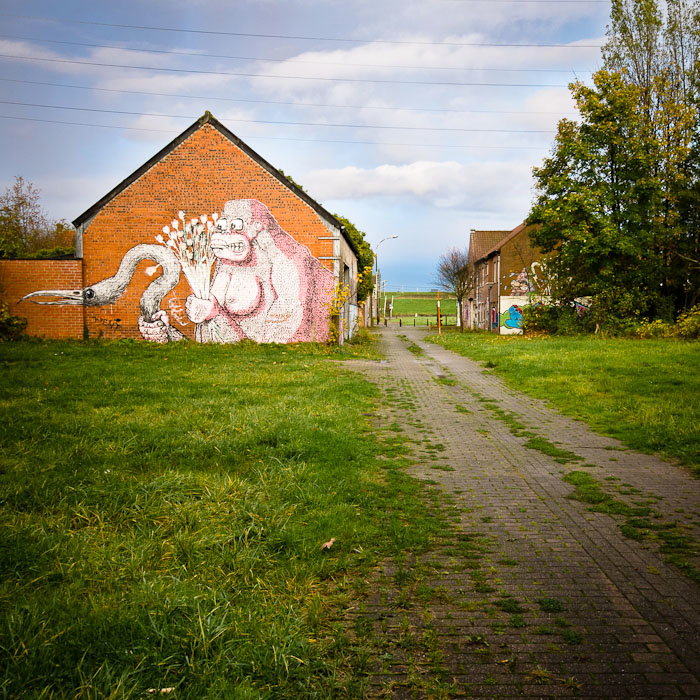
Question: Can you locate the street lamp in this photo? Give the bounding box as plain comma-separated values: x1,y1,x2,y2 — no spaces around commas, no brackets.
374,235,399,325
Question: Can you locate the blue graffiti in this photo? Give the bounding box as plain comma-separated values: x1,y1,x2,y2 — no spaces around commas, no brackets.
500,305,523,329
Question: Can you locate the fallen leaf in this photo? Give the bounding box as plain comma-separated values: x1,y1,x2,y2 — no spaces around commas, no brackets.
321,538,336,551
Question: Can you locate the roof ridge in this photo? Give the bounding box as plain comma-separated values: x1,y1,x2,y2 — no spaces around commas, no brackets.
72,112,357,255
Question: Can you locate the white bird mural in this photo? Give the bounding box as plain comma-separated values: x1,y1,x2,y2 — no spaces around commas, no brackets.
21,244,186,342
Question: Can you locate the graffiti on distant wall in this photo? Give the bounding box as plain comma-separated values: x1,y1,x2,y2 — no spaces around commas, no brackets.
509,268,531,296
499,304,524,330
508,262,554,298
22,199,334,344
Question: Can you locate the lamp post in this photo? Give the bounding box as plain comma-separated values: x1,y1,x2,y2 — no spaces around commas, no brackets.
374,235,398,325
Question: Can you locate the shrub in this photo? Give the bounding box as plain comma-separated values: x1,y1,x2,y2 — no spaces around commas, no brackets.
25,246,75,259
522,304,558,333
676,305,700,339
0,303,27,341
522,304,592,335
634,319,673,338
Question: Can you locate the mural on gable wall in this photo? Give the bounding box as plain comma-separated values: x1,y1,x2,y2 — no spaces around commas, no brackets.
508,262,554,298
509,268,531,296
22,199,335,344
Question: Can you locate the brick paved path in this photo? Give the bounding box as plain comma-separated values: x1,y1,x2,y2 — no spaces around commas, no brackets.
349,326,700,699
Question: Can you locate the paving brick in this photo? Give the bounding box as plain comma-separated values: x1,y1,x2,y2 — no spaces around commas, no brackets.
347,327,700,699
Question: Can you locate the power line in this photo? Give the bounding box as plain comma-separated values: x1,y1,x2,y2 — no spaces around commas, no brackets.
0,114,173,133
0,77,579,116
0,100,557,133
440,0,607,2
0,34,596,75
0,114,546,150
0,53,570,88
0,13,604,48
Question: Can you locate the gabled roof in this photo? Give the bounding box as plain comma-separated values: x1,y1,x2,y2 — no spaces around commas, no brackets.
481,222,528,260
468,230,509,264
476,222,540,262
73,112,357,255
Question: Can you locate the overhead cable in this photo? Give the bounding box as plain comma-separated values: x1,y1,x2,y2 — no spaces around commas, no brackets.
0,34,596,75
0,114,545,149
0,78,579,116
0,100,556,133
0,53,570,88
0,14,605,48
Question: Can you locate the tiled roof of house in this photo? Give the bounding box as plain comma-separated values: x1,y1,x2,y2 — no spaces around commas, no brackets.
471,223,541,263
468,230,509,264
481,222,529,260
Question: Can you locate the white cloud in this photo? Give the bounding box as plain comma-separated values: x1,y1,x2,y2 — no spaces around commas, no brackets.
249,38,601,102
304,159,534,212
0,39,60,62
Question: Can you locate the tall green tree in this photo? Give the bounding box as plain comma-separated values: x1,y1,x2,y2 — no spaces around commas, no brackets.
529,0,700,325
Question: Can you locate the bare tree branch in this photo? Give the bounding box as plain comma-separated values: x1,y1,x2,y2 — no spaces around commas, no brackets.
435,248,476,328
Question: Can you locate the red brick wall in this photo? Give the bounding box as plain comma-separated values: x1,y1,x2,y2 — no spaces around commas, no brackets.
0,259,84,338
81,124,336,340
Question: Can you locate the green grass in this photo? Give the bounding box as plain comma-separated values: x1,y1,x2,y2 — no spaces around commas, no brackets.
397,335,425,357
524,437,583,465
387,293,457,318
433,376,458,386
564,471,700,583
0,338,443,698
537,598,565,613
426,332,700,472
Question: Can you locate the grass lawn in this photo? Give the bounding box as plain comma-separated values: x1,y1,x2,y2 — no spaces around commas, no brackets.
0,337,441,698
427,331,700,473
386,293,456,318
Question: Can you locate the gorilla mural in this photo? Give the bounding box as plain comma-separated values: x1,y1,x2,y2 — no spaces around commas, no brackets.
23,199,335,344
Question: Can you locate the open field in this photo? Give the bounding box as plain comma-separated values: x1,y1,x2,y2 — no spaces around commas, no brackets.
0,338,443,698
379,292,458,327
427,331,700,472
386,292,456,318
388,293,456,318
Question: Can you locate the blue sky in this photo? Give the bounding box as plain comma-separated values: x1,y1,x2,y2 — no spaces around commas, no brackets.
0,0,610,289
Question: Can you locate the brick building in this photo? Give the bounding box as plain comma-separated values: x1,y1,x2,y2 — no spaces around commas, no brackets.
466,229,508,331
467,223,546,334
2,112,359,343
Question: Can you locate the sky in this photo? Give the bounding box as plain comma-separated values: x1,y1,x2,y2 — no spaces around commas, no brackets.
0,0,611,290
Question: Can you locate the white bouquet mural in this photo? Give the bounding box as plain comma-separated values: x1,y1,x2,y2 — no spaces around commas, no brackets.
155,211,216,301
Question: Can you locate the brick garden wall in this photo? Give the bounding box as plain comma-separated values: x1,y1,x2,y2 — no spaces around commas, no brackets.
0,259,84,338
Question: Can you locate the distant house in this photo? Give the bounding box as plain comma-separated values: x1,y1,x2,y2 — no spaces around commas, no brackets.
467,223,547,334
466,229,508,331
2,113,359,343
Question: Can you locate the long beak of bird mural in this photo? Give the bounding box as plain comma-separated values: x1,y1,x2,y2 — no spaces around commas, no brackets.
21,244,186,342
21,288,86,305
